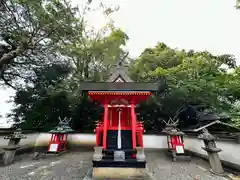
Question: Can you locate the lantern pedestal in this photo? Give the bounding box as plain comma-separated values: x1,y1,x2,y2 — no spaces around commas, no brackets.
136,147,146,162
93,146,103,161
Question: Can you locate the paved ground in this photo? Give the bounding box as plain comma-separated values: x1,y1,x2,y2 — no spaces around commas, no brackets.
0,151,236,180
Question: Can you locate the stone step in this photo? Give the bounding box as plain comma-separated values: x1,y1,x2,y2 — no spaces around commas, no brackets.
82,168,152,180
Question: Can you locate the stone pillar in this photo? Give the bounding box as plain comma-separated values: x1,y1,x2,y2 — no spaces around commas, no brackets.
236,133,240,144
136,147,146,162
93,146,103,161
198,128,224,175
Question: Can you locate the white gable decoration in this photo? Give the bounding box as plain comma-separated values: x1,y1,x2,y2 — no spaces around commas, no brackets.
114,76,124,83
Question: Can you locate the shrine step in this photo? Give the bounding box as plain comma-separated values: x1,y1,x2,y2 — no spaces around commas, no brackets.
102,154,135,160
81,167,151,180
103,149,136,153
102,155,134,160
92,167,150,180
93,159,146,168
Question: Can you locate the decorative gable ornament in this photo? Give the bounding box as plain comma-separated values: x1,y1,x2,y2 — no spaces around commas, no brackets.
114,76,125,83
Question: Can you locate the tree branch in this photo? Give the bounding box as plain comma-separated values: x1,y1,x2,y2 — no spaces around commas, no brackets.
0,45,26,71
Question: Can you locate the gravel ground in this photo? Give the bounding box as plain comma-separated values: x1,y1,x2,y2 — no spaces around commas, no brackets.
0,151,92,180
146,151,230,180
0,151,234,180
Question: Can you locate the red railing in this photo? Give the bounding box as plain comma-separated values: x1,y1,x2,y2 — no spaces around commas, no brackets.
94,120,145,148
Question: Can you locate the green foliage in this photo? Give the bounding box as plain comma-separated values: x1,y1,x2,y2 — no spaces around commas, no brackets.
0,0,81,88
237,0,240,9
5,1,240,132
131,43,240,128
7,0,128,131
8,63,72,130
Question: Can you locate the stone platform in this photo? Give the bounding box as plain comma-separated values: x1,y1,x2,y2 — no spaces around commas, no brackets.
0,150,237,180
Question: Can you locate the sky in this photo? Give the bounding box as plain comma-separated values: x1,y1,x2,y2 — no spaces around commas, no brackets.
0,0,240,125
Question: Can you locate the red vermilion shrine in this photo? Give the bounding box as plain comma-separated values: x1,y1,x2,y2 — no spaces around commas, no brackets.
91,91,150,151
79,54,165,179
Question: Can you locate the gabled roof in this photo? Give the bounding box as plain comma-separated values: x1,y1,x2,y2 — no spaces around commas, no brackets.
106,53,134,83
78,53,166,92
107,69,133,82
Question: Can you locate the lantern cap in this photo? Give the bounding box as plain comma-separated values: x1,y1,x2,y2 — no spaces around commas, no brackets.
4,128,27,139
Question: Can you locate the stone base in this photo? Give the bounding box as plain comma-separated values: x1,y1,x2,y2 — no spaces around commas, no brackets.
209,169,226,176
46,149,67,155
3,150,17,165
92,167,149,180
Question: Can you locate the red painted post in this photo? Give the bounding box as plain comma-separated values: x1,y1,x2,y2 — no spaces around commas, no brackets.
64,134,68,150
131,101,136,149
95,124,99,146
103,101,109,149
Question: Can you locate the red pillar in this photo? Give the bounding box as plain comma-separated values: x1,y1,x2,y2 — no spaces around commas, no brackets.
131,101,136,149
103,101,109,149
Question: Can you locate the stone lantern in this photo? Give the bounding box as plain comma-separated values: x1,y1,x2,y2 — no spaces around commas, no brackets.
197,128,224,175
3,128,26,165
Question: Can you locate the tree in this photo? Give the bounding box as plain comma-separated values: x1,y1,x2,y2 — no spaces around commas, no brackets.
8,2,130,131
131,43,240,130
56,5,129,98
237,0,240,9
8,62,71,130
0,0,82,88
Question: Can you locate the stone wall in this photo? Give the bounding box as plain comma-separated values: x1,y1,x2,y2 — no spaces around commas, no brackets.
0,133,239,171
